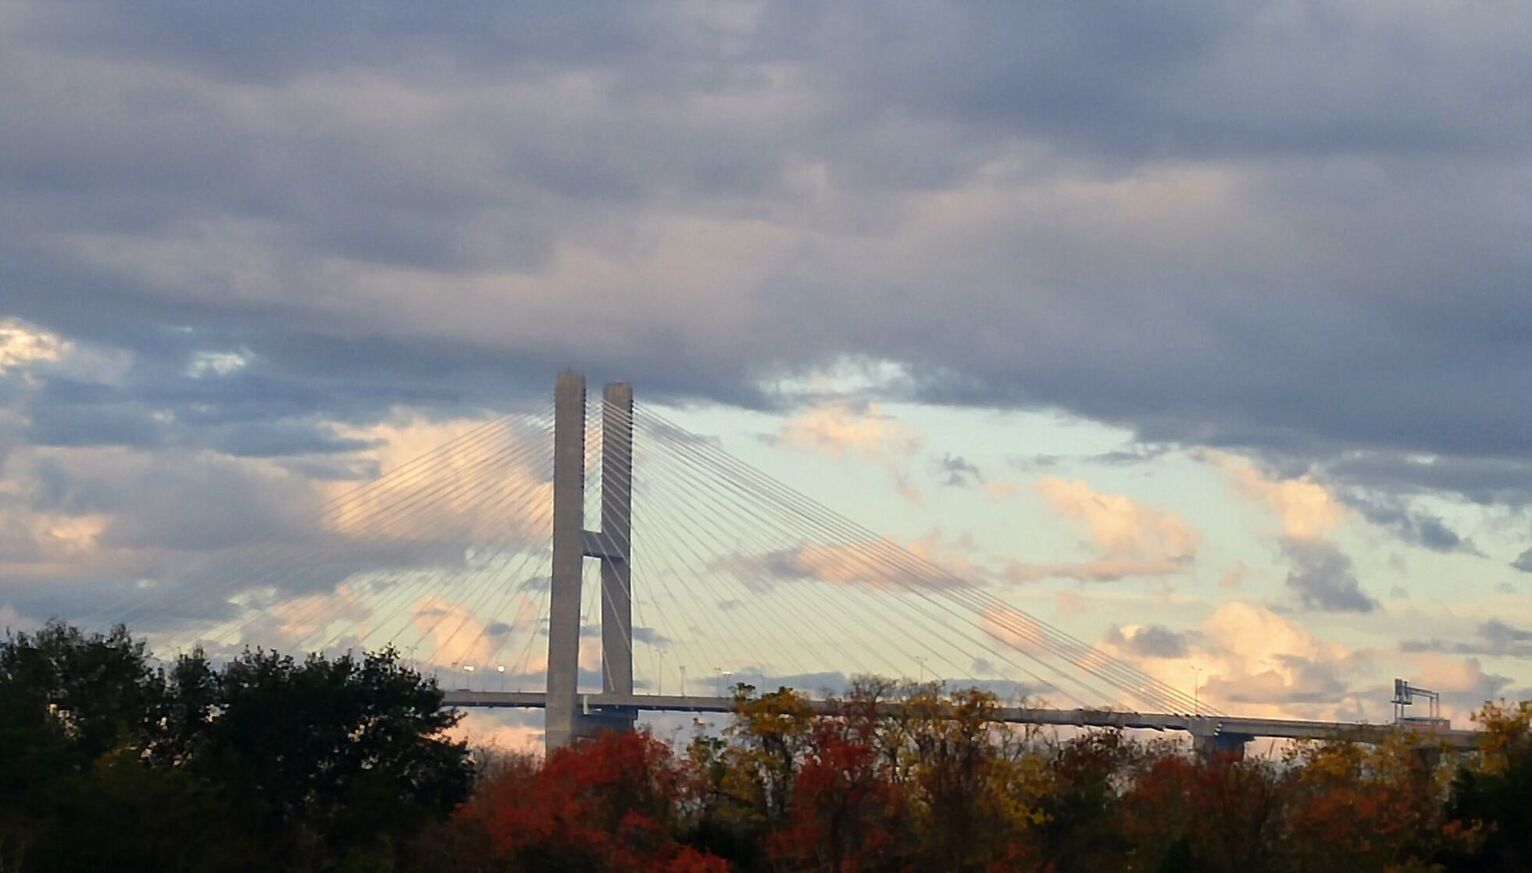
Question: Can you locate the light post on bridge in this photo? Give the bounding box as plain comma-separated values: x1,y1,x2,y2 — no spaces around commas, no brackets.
497,664,506,691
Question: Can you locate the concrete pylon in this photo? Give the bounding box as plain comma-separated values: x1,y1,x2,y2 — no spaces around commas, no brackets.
544,374,638,753
544,372,587,751
599,383,634,698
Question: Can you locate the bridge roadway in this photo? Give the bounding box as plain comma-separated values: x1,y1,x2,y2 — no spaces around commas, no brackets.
441,689,1480,751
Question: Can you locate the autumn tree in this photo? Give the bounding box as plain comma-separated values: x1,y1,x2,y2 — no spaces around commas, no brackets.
725,685,818,824
1283,735,1451,872
464,729,727,872
767,683,908,871
1443,700,1532,871
895,685,1046,870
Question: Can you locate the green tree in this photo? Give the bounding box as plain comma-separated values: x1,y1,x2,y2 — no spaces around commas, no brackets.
0,622,161,764
0,623,476,872
0,622,163,871
182,646,474,868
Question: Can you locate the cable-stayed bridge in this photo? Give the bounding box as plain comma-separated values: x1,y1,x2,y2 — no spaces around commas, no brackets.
88,373,1478,757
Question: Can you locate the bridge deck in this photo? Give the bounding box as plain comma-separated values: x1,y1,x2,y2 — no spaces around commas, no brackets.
441,690,1479,749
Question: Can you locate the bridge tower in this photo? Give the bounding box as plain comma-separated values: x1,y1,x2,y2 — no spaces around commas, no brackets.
545,372,637,751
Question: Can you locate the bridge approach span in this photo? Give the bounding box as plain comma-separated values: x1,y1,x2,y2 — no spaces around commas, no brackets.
441,689,1479,753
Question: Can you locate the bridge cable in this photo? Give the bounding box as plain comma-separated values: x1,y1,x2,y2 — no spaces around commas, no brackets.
637,408,1214,715
636,412,1098,708
88,405,552,637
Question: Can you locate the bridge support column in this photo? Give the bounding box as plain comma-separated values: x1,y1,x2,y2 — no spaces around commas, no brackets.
545,374,639,753
597,383,637,732
545,372,587,752
1192,727,1252,763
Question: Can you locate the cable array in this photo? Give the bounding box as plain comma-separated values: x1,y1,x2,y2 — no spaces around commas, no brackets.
628,405,1219,716
103,405,557,686
93,390,1217,716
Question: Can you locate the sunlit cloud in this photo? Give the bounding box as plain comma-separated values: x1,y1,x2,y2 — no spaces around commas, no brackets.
775,400,924,502
1099,600,1369,721
719,537,967,592
1004,477,1198,583
1205,452,1376,612
257,583,372,647
1207,452,1345,542
325,416,553,543
411,595,499,667
0,318,67,376
980,602,1124,691
451,709,544,753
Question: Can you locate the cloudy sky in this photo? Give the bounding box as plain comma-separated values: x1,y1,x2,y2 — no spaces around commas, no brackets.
3,2,1532,740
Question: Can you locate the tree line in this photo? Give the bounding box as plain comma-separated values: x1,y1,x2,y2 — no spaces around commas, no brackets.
3,622,1532,872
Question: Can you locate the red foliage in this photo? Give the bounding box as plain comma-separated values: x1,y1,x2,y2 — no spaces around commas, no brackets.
461,730,729,872
768,718,904,871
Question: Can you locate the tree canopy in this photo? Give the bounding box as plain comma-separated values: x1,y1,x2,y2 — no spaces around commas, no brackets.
5,623,1532,872
0,621,471,872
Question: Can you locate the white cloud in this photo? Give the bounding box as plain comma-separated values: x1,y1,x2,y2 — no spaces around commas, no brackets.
1004,477,1198,582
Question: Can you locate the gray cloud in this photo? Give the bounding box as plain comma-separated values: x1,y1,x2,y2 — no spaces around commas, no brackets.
1012,445,1173,471
5,2,1532,627
1343,492,1475,554
1513,548,1532,574
1321,453,1532,509
631,626,671,647
1106,624,1191,659
3,2,1530,476
1402,619,1532,659
936,454,982,488
1282,539,1377,614
517,576,552,592
578,625,668,647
